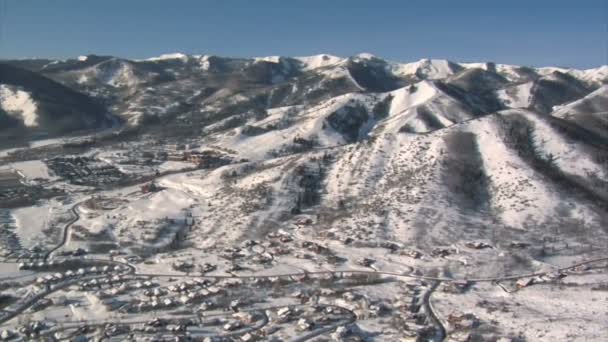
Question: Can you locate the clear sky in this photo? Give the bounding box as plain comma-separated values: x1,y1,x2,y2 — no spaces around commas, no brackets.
0,0,606,68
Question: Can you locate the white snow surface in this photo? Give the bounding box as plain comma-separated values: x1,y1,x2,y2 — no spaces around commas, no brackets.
521,110,606,180
389,81,438,114
538,65,608,85
552,84,608,117
74,59,139,88
391,58,456,79
293,54,345,70
9,160,56,180
12,203,54,249
496,82,534,108
142,52,189,62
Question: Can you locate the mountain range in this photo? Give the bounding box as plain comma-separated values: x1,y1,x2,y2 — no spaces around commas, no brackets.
1,53,608,242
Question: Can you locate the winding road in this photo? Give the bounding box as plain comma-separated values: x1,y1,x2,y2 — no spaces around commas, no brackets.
133,255,608,283
0,259,135,325
423,281,446,341
3,233,607,341
43,202,81,261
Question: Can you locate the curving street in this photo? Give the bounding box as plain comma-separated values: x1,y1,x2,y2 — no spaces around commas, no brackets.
43,202,81,261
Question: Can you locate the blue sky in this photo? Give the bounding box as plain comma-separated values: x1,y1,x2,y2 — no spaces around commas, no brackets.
0,0,606,68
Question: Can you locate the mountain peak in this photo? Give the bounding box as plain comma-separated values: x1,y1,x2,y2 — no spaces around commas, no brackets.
142,52,189,62
353,52,377,60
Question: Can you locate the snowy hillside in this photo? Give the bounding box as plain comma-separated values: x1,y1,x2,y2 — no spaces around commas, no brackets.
1,53,608,341
0,62,115,140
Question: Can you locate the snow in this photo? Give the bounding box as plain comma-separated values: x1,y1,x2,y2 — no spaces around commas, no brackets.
391,59,456,79
466,113,599,228
523,111,606,180
293,54,345,70
578,64,608,84
374,81,442,133
434,280,608,341
9,160,56,180
77,55,88,62
143,52,189,62
29,137,66,149
0,84,39,127
253,56,282,64
212,92,374,160
157,161,194,173
552,84,608,117
460,62,524,81
196,55,212,71
1,53,607,338
538,65,608,85
77,74,89,84
12,204,53,249
496,82,534,108
74,59,139,88
81,187,197,245
98,61,137,87
468,117,560,228
460,62,488,70
353,52,377,60
389,81,438,114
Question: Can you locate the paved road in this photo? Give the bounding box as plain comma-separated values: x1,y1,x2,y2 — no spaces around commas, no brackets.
0,259,135,325
135,255,608,283
423,281,446,342
43,202,81,261
3,253,606,338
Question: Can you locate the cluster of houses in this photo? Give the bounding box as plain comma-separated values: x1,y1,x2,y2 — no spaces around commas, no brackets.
86,277,228,314
0,210,22,257
166,150,236,169
29,264,128,288
46,157,124,186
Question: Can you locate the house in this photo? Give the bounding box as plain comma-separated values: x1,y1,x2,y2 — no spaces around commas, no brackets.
223,321,242,331
277,306,293,319
357,257,376,267
141,182,160,193
447,312,479,330
402,250,422,259
516,277,534,289
465,241,492,249
431,248,453,258
297,318,314,331
233,312,255,324
240,333,254,342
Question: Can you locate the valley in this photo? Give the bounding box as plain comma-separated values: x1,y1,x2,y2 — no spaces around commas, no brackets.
0,53,607,341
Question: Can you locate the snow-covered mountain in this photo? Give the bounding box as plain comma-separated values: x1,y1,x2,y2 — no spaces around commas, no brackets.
0,62,115,142
2,53,608,239
2,48,608,342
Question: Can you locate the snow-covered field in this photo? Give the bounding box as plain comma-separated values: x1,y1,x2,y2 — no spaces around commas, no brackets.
434,276,608,341
11,203,53,249
9,160,57,181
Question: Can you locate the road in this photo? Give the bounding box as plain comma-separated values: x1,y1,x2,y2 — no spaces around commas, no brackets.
0,258,135,325
43,202,81,261
134,255,608,283
3,251,606,339
422,281,446,341
39,304,356,341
